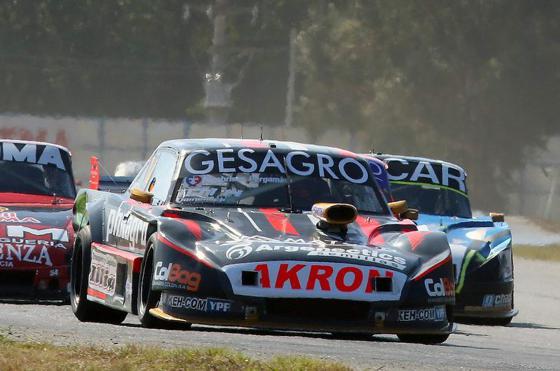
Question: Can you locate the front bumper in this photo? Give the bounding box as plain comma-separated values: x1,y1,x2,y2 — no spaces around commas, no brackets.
0,266,70,301
454,279,517,319
153,292,454,335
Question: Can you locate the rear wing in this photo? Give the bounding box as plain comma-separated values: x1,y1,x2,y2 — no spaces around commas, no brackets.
89,156,134,193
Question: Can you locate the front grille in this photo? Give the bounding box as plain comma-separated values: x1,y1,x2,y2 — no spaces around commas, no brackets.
0,270,35,286
265,299,370,322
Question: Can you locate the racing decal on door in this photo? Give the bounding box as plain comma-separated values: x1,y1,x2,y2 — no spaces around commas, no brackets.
105,204,149,248
88,249,118,297
223,261,406,301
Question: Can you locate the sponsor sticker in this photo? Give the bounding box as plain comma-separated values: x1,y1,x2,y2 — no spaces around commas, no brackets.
398,306,446,322
223,261,406,301
88,249,117,296
154,261,201,292
223,236,407,270
0,226,69,267
105,206,149,247
183,148,370,184
165,294,233,313
482,293,512,308
1,142,66,170
424,278,454,298
0,212,40,224
384,157,466,192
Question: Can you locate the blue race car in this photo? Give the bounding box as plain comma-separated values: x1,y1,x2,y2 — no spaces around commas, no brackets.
373,154,517,325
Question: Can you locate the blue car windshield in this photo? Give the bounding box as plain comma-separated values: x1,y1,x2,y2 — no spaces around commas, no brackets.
391,182,472,218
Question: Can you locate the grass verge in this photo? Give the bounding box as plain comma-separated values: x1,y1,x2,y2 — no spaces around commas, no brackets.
514,244,560,262
0,335,351,371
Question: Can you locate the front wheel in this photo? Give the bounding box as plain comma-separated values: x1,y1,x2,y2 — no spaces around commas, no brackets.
397,333,450,344
70,227,128,324
137,234,190,329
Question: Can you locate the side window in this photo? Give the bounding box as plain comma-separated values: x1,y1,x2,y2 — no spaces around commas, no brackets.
128,153,159,192
147,149,178,205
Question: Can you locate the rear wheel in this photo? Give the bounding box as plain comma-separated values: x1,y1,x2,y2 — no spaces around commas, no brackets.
70,227,128,324
137,234,190,329
397,333,450,344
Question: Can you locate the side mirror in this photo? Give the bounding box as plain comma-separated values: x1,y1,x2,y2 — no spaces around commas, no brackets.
490,212,505,223
402,209,419,221
130,188,153,204
388,200,419,221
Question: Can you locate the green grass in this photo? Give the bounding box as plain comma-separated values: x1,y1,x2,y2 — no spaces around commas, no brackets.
514,244,560,262
0,335,351,371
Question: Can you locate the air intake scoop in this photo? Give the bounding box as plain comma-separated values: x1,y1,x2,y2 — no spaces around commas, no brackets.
311,203,358,226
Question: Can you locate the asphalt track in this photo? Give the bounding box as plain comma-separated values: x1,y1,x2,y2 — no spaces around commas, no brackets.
1,257,559,370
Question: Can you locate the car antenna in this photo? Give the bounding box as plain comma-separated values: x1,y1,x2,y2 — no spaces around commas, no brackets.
97,159,118,187
240,123,244,139
259,125,263,141
281,155,297,213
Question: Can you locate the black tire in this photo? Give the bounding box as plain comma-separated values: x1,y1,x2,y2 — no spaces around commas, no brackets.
137,235,174,328
397,333,450,344
70,226,128,324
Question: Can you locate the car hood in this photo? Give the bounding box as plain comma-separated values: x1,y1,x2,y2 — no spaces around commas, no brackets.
161,207,424,275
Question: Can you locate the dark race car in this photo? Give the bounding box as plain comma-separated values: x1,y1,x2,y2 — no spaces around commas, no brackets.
0,139,76,300
376,154,516,325
71,139,455,343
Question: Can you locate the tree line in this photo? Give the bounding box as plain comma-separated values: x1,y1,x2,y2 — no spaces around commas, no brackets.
0,0,558,209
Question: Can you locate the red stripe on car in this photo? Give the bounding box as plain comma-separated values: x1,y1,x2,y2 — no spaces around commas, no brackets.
355,215,384,244
259,208,300,236
405,231,431,251
179,220,203,240
158,234,215,268
87,287,107,300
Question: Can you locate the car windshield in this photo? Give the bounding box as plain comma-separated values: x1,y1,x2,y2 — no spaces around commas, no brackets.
0,160,76,199
390,182,472,218
174,148,389,216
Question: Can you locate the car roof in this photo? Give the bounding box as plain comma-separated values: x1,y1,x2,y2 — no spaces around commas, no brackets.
375,153,465,173
0,138,72,155
158,138,361,158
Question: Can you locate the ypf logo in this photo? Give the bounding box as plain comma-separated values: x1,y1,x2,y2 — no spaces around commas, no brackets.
225,244,253,260
424,278,454,297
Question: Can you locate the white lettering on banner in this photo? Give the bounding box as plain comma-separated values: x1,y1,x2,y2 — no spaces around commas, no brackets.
183,149,370,184
223,236,407,270
88,249,117,296
385,158,466,192
0,237,66,249
223,261,407,301
410,161,439,183
105,207,149,247
0,243,53,266
1,142,65,170
7,225,69,242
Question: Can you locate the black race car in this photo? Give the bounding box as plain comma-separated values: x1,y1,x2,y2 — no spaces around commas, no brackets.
71,139,455,343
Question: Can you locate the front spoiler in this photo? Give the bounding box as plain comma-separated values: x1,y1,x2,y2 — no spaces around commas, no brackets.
454,280,516,320
150,303,454,335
